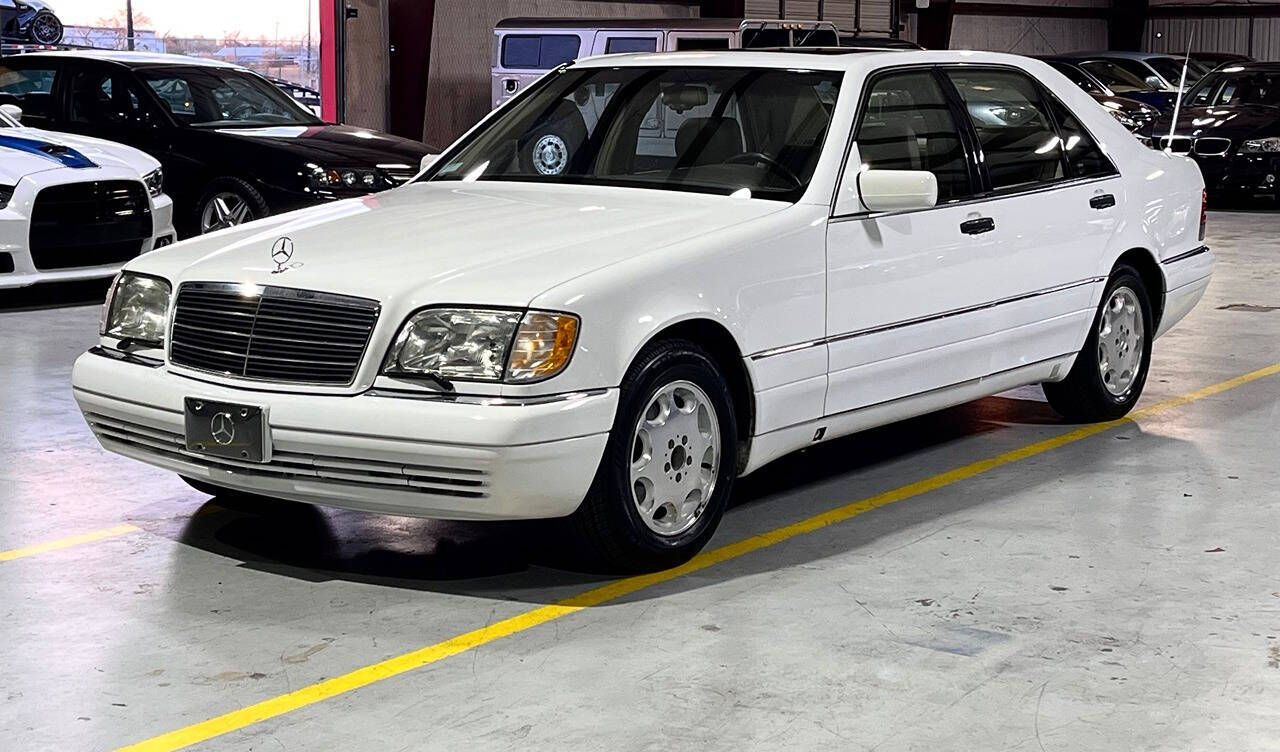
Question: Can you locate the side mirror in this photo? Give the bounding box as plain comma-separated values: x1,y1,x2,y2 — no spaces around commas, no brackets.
855,169,938,213
1145,75,1166,89
420,154,440,173
1,103,23,123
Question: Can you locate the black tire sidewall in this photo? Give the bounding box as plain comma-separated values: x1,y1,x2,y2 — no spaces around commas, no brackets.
595,343,737,561
1082,267,1154,411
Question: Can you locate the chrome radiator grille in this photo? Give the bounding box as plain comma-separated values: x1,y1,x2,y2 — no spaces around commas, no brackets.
169,282,380,385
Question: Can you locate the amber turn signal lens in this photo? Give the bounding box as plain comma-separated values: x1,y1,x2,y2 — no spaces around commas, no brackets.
506,312,579,383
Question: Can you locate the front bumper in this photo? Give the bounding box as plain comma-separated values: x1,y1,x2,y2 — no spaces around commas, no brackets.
1193,153,1280,198
72,349,617,520
0,170,176,290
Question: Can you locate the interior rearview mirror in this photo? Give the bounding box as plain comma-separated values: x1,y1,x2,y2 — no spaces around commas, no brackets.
420,154,440,173
1,103,22,123
855,169,939,213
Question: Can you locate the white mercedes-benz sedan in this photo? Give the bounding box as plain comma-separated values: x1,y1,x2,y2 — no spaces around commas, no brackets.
72,50,1213,570
0,105,175,289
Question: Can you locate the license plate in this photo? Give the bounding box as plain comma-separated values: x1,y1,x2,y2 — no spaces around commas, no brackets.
184,398,270,463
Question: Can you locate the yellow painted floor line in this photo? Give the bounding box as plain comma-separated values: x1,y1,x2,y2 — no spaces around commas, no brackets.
118,362,1280,752
0,523,141,563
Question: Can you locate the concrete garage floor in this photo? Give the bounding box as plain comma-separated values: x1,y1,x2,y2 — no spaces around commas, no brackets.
1,212,1278,752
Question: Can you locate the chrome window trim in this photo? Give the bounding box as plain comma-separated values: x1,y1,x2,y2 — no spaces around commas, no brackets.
749,276,1105,360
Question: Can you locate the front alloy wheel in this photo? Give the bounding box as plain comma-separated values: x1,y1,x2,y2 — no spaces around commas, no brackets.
200,192,255,233
30,12,63,45
629,380,721,537
571,339,737,572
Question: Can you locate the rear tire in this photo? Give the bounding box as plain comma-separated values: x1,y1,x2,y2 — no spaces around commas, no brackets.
1043,265,1153,421
569,339,737,572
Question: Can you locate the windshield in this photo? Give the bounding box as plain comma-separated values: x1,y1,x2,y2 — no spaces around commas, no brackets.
136,66,322,127
1187,71,1280,107
424,66,842,202
1048,62,1106,96
1079,60,1157,93
1146,57,1201,85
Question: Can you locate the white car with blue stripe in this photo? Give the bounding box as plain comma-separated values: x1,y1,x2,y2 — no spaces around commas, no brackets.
0,103,174,289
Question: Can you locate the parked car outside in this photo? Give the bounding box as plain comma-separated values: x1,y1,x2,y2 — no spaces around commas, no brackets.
491,17,839,108
1149,61,1280,203
0,102,174,289
1038,57,1160,133
267,76,321,118
0,51,432,237
0,0,62,45
72,50,1212,571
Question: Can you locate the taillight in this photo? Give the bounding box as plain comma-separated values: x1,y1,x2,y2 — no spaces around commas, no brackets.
1199,189,1207,241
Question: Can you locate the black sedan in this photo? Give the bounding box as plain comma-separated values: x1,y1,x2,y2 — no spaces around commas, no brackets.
1038,57,1160,133
0,51,433,236
1149,62,1280,203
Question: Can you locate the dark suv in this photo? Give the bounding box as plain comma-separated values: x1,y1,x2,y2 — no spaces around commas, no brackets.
0,50,433,237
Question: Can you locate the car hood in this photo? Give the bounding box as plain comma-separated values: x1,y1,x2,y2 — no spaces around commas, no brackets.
210,124,435,166
136,181,788,306
0,126,158,181
1095,94,1156,116
1152,103,1280,139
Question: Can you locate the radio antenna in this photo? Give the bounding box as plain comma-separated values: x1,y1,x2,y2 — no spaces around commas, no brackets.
1167,30,1195,143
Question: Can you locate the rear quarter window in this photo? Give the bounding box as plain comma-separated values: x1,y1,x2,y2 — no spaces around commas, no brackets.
501,35,581,70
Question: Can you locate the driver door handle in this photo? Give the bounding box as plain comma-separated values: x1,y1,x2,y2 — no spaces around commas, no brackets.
960,217,995,235
1090,194,1116,210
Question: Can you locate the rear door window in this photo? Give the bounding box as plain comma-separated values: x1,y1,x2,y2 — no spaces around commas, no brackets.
947,68,1065,191
500,35,581,70
1046,97,1115,179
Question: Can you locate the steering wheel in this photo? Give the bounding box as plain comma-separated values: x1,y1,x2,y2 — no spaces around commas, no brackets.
229,103,258,120
722,152,802,187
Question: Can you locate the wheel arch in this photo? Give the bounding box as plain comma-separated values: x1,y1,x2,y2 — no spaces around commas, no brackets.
632,317,756,474
1113,247,1166,331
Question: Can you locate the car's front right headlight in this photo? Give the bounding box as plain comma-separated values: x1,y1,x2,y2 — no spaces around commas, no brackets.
142,168,163,198
382,307,579,384
1242,137,1280,153
101,272,172,346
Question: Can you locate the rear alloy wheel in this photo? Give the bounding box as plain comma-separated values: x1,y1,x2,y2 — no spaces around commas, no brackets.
570,339,737,572
1043,266,1153,421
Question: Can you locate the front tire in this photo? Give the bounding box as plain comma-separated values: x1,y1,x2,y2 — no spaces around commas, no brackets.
196,178,269,235
570,339,737,572
29,11,63,45
1043,265,1153,421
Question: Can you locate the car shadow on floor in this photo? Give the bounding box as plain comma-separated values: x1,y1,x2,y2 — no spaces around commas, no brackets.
167,392,1195,605
0,278,110,312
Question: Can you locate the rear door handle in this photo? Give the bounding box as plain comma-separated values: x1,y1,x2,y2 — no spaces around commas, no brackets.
1090,194,1116,210
960,217,995,235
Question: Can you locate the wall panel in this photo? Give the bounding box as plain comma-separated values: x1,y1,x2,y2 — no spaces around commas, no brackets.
424,0,697,146
950,15,1107,53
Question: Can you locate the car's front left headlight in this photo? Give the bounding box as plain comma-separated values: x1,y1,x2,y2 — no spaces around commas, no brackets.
382,307,580,384
1242,137,1280,153
143,168,163,198
307,163,383,191
101,272,171,346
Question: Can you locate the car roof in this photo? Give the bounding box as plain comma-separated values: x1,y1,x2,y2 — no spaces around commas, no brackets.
495,17,834,31
1205,61,1280,72
12,50,245,69
569,48,1049,73
1057,51,1181,61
